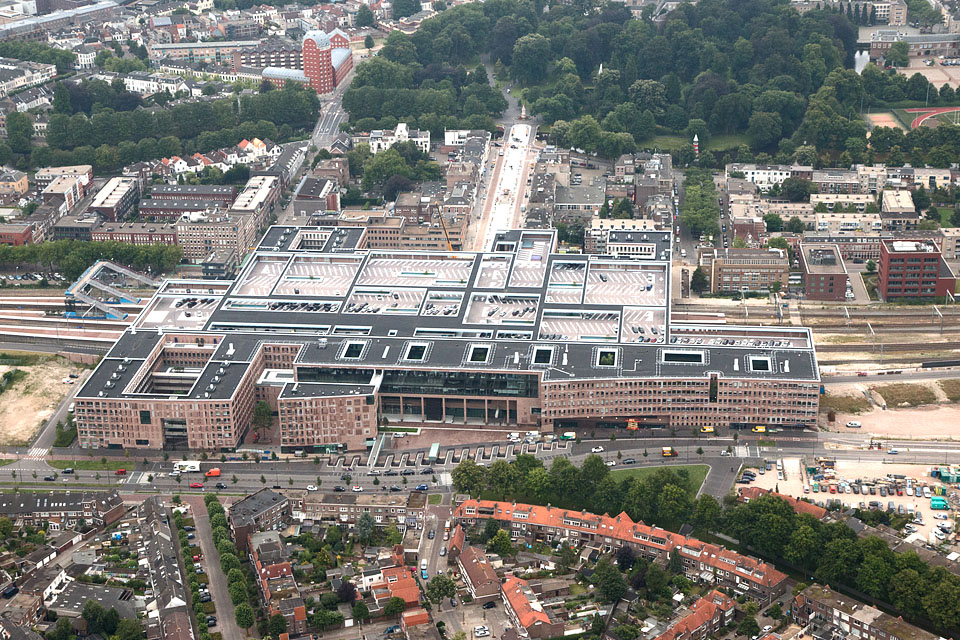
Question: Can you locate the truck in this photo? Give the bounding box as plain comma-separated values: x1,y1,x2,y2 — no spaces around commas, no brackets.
174,461,201,473
205,468,221,478
661,447,678,457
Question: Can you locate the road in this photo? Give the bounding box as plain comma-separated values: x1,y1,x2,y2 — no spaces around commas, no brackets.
184,494,242,640
474,123,534,250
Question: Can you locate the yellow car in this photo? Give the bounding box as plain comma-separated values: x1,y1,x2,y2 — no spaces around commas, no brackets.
700,426,715,433
751,426,767,433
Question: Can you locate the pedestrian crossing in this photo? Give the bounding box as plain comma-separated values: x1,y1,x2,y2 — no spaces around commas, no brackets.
23,447,48,460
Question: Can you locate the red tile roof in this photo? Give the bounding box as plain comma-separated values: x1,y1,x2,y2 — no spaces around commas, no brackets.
448,524,465,555
455,500,786,589
737,486,827,519
653,590,735,640
458,546,498,591
403,608,430,627
502,576,550,630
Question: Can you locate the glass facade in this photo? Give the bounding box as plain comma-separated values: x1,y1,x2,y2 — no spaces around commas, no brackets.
380,369,539,398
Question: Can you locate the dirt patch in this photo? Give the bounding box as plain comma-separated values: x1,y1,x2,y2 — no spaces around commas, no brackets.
939,378,960,402
0,359,83,446
873,383,938,407
820,392,871,415
867,111,906,131
833,403,960,440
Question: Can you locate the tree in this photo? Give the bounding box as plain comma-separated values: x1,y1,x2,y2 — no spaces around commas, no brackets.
786,216,806,233
337,580,357,603
235,603,254,630
353,601,371,623
482,517,500,542
616,545,635,572
384,597,407,618
425,574,457,603
748,111,782,149
691,494,721,531
593,557,626,603
252,400,273,431
6,112,32,154
781,178,812,202
738,616,760,638
451,458,487,495
487,529,514,557
357,4,374,27
511,34,550,84
364,35,375,49
912,186,931,212
53,82,72,114
486,459,519,499
691,267,709,294
392,0,419,19
0,517,12,538
764,213,784,232
268,613,288,638
356,513,375,545
866,259,876,273
229,580,247,605
768,603,783,621
887,41,909,67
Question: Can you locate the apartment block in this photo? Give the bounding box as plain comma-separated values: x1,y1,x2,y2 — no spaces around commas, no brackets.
89,176,140,222
175,211,253,263
809,194,877,213
289,491,425,531
798,243,848,301
366,123,430,155
793,585,937,640
653,590,736,640
455,499,788,604
701,248,789,293
814,211,882,234
812,169,860,194
879,239,956,300
149,184,237,204
725,164,792,190
91,221,178,246
229,489,291,553
0,491,124,531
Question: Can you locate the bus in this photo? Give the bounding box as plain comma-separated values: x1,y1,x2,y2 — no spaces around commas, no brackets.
174,461,201,473
662,447,678,457
559,432,577,441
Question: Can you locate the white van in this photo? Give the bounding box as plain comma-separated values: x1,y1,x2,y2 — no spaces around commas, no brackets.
680,249,687,258
67,402,75,413
420,559,428,570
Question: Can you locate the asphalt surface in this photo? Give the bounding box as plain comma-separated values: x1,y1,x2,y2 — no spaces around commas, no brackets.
185,494,242,640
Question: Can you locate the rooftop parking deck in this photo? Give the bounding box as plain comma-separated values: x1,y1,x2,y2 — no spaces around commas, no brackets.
584,262,667,307
273,254,364,298
135,293,223,331
357,253,476,288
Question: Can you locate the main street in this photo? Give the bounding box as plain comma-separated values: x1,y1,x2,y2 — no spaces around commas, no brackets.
8,429,960,499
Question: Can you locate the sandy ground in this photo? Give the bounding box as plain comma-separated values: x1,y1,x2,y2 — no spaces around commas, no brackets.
834,403,960,439
867,112,906,131
898,57,960,88
749,457,954,542
0,359,82,446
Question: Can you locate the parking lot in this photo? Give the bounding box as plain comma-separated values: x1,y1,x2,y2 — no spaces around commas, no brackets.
233,255,288,296
273,255,363,298
507,237,551,288
136,294,221,330
346,288,425,315
358,255,476,288
465,293,539,325
584,263,666,306
539,309,619,342
620,307,667,344
475,256,511,289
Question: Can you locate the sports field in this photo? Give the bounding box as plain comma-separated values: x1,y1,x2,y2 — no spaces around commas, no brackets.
892,107,960,129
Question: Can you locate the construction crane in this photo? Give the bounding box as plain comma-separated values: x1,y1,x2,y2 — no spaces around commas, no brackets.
432,199,454,252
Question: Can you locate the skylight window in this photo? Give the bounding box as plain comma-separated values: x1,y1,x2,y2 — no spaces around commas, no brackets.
342,341,366,359
468,344,492,364
533,346,553,365
596,348,619,368
404,343,428,361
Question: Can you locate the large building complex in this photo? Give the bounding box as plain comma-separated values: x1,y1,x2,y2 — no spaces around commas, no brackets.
73,226,820,452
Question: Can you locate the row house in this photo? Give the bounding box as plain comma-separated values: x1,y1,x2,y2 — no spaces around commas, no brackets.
455,500,788,604
0,491,124,531
652,590,736,640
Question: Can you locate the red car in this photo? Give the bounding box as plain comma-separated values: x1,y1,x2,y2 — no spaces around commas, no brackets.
189,482,203,488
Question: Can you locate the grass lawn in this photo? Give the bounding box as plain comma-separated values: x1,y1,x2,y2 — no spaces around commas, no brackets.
938,378,960,401
936,207,958,228
862,273,880,301
48,459,134,471
650,133,748,152
0,459,14,467
610,464,708,498
379,426,420,433
892,109,914,129
874,383,937,407
427,494,442,505
820,393,871,414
